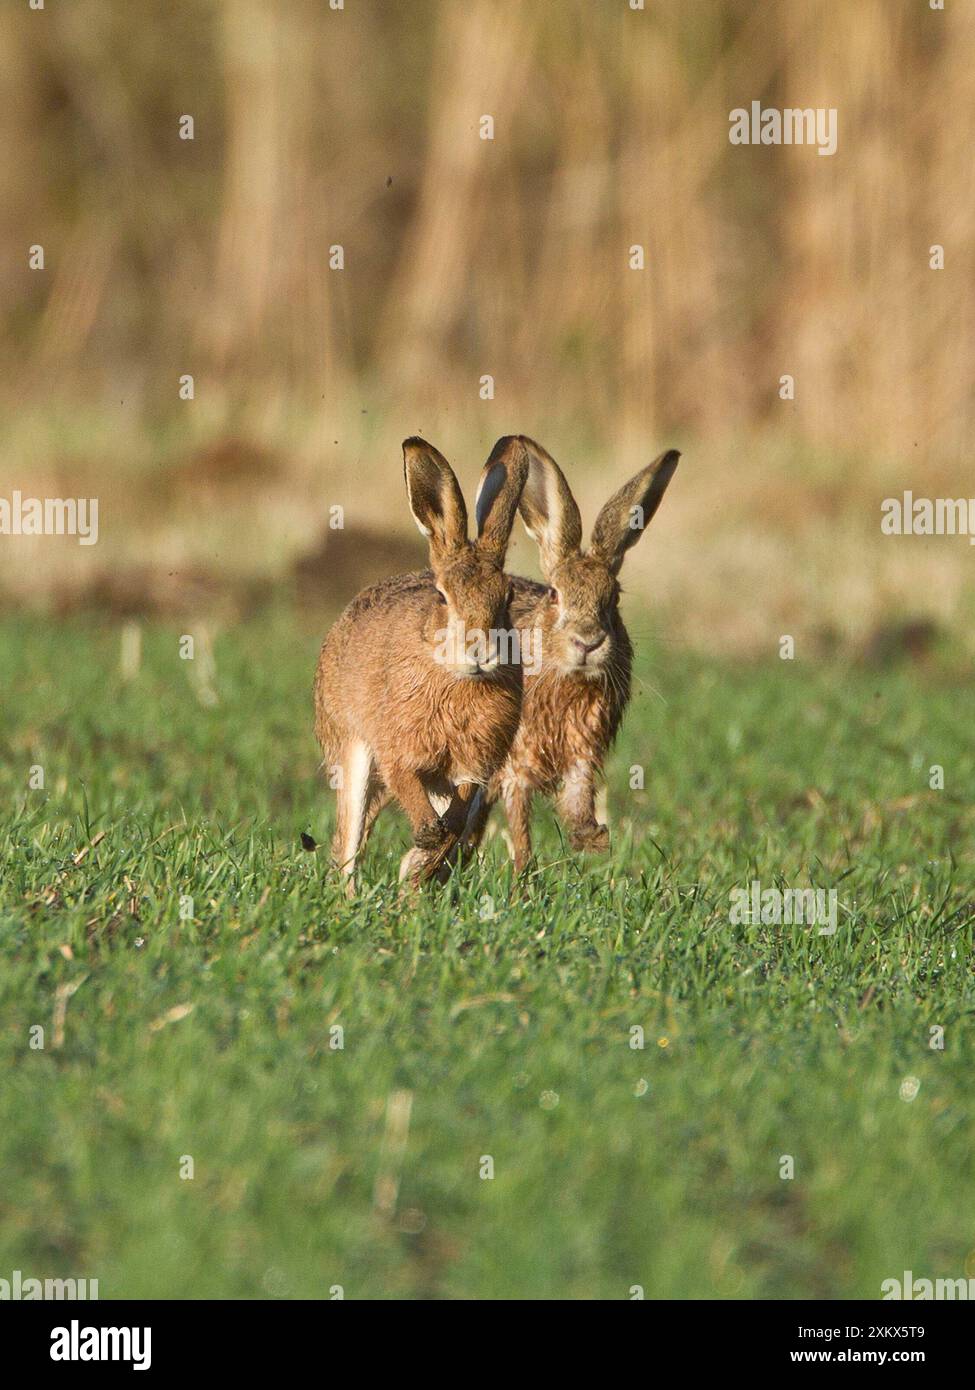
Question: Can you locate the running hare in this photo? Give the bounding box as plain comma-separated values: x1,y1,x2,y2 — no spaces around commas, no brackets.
314,436,529,890
465,437,680,871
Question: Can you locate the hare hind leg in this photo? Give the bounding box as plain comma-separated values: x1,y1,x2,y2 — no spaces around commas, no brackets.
500,778,534,874
331,739,378,893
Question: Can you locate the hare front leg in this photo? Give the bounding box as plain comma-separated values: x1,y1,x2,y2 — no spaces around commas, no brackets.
557,759,609,854
382,763,457,886
416,781,480,883
460,783,495,859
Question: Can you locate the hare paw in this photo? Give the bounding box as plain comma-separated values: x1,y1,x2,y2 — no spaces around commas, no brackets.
570,823,610,854
398,846,427,887
413,818,449,852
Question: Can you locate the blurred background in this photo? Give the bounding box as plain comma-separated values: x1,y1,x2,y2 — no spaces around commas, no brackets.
1,0,973,656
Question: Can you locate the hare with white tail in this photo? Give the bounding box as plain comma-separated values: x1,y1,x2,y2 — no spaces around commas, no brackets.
465,437,681,871
314,436,529,891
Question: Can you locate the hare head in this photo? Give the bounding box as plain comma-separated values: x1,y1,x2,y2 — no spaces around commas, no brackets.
404,436,529,679
516,437,680,677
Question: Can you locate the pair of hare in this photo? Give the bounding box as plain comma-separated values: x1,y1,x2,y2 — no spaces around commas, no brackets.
314,435,680,891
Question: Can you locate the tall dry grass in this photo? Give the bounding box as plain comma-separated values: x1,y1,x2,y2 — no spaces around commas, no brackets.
0,0,973,650
3,0,972,454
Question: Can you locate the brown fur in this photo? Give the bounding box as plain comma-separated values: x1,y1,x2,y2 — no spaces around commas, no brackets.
314,436,528,889
466,437,680,871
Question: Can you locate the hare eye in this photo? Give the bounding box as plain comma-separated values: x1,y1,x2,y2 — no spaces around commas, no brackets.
549,587,559,606
435,587,448,605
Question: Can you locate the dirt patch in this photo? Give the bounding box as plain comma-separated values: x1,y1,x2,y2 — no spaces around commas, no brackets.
291,524,427,608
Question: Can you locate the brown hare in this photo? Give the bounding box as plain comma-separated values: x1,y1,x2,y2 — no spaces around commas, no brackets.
314,436,529,891
465,437,680,872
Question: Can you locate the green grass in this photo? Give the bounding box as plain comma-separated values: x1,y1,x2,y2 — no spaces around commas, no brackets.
1,611,973,1300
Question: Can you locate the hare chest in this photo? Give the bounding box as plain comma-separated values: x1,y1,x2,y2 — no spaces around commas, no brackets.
412,677,522,787
509,676,616,794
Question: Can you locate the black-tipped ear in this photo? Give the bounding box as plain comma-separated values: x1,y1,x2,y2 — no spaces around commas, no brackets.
589,449,680,575
516,437,583,581
473,436,529,564
403,438,468,559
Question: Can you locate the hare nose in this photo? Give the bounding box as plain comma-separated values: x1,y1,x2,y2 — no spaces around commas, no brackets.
572,633,606,654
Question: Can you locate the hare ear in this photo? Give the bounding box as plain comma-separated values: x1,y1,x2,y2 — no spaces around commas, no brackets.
403,438,468,559
473,436,529,564
516,437,583,581
589,449,680,575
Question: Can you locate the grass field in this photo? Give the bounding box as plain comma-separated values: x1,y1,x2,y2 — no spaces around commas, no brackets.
1,610,973,1300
